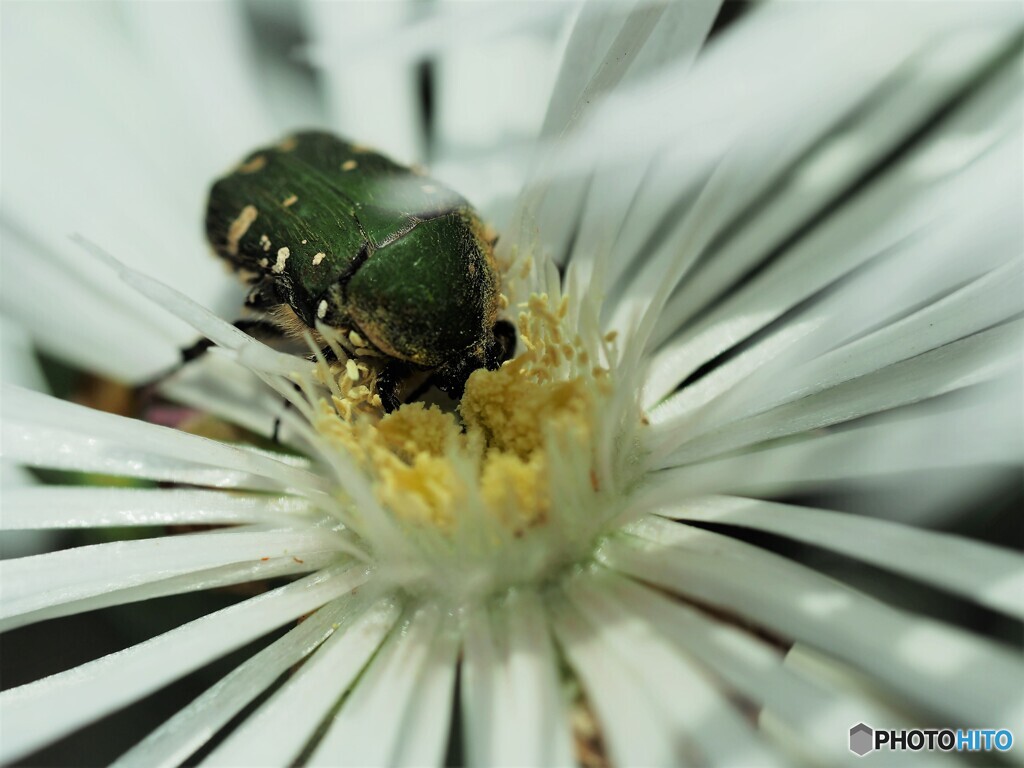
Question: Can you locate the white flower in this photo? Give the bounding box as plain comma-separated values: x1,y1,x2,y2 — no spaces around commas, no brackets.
2,2,1023,767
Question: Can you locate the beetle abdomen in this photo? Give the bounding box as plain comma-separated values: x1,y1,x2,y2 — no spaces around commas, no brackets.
347,211,499,366
205,132,500,367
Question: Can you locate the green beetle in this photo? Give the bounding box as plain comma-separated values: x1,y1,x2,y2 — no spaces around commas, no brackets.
204,131,514,411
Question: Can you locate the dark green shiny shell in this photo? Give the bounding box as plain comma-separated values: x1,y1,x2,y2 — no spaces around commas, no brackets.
205,131,498,367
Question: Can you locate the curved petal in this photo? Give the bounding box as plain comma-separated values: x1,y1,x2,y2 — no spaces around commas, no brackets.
600,519,1024,728
112,595,355,768
662,495,1024,619
0,563,368,765
461,592,574,768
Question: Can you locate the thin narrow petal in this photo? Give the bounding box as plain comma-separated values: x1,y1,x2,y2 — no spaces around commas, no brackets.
1,228,184,381
0,314,47,391
523,0,720,269
158,354,298,445
0,563,368,765
548,3,1019,184
642,379,1022,495
201,593,401,767
660,319,1022,466
1,385,325,492
461,592,574,768
392,619,461,767
662,495,1024,619
0,486,312,530
650,26,1021,350
592,570,940,766
546,589,682,767
306,604,453,767
563,0,721,307
773,642,963,767
11,550,338,631
649,213,1021,439
600,520,1024,728
1,529,343,631
74,236,316,379
112,596,356,768
563,574,782,767
644,58,1020,404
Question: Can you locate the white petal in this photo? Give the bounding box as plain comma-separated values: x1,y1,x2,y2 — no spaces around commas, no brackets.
1,3,246,381
563,573,782,767
662,495,1024,620
0,318,52,557
517,0,720,272
659,318,1022,466
12,550,338,631
0,314,47,391
650,26,1021,351
780,643,972,746
0,227,184,381
120,1,275,162
112,595,355,768
649,196,1022,437
74,236,316,379
392,616,461,767
0,486,312,530
157,354,298,446
0,529,343,631
591,570,937,767
644,58,1021,405
461,592,574,768
0,563,368,764
0,385,326,492
546,588,679,767
304,1,422,163
600,519,1024,728
201,593,401,767
642,378,1022,495
307,604,454,767
563,0,721,304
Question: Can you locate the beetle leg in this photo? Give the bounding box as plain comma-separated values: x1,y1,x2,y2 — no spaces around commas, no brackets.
270,382,303,443
486,320,517,369
376,361,411,412
271,400,294,443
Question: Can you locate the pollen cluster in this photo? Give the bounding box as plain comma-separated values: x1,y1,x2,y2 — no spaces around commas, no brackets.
310,295,610,541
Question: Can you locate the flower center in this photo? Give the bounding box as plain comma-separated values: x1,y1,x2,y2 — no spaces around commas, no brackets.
304,295,624,602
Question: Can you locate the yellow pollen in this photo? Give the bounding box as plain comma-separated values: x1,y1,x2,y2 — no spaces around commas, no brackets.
309,294,609,538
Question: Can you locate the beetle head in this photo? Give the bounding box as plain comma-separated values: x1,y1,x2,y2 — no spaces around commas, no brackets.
433,319,516,399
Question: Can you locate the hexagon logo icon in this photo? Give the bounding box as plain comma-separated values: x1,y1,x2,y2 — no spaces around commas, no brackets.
849,723,874,756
